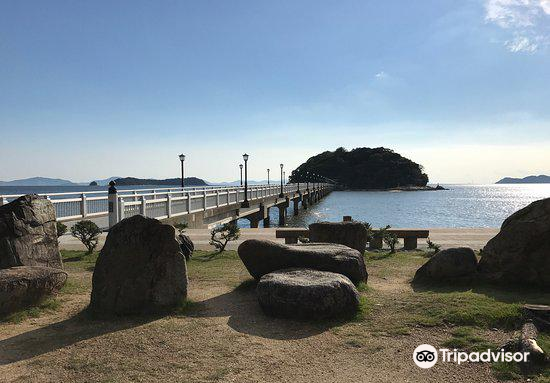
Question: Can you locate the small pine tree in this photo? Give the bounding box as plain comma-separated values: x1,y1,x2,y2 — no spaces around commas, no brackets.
427,237,441,254
174,222,188,235
56,222,68,238
209,222,240,254
384,232,399,253
71,220,102,254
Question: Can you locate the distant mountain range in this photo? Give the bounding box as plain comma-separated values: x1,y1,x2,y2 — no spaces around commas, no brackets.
0,177,79,186
0,176,207,187
113,177,207,186
496,175,550,184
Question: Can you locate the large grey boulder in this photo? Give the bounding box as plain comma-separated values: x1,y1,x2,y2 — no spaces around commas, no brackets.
413,247,477,284
238,239,367,284
0,195,62,269
90,215,188,315
0,266,67,315
478,198,550,287
309,221,368,253
257,268,360,320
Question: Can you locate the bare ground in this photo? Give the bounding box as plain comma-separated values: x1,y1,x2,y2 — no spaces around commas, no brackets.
0,250,543,383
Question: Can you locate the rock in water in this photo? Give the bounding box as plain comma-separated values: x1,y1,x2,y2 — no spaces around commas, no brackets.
257,268,360,320
0,194,62,269
90,215,187,315
178,234,194,260
309,222,368,253
413,247,477,283
478,198,550,287
0,266,67,314
238,239,367,284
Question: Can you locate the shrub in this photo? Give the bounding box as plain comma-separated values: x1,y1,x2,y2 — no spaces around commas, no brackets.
209,222,240,254
56,222,67,238
384,233,399,253
174,222,188,235
71,220,101,254
362,222,374,242
427,237,441,254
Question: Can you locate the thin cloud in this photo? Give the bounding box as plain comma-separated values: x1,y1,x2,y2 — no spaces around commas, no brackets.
375,71,388,79
485,0,550,52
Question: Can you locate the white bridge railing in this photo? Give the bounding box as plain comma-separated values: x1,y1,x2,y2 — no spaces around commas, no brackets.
0,183,332,228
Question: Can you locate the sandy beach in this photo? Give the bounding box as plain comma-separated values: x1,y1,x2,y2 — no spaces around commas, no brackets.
58,227,499,252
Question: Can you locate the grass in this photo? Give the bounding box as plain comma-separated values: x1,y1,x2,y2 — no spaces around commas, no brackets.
442,326,496,351
1,298,62,324
4,246,548,381
61,250,99,272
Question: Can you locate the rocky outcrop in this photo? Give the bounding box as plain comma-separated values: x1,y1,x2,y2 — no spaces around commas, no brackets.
0,195,62,269
478,198,550,287
257,268,360,320
238,239,367,284
309,222,368,253
90,215,188,315
178,234,194,260
413,247,477,284
0,266,67,314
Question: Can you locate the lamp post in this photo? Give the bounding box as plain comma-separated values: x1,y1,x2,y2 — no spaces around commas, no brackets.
306,171,310,193
283,171,286,185
279,164,284,197
241,154,249,208
267,168,270,185
239,164,243,186
179,154,186,188
296,170,300,194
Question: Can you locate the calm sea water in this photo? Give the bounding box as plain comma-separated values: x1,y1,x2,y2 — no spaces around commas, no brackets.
276,184,550,228
2,184,550,229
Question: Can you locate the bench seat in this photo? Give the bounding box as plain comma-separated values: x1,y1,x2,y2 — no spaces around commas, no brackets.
275,228,429,249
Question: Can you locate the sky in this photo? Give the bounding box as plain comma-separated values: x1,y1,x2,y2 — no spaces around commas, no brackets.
1,0,549,184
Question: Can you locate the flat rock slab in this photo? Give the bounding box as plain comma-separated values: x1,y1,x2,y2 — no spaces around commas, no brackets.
0,194,62,269
90,215,188,315
0,266,67,315
257,268,360,320
309,221,368,253
238,239,367,284
413,247,477,284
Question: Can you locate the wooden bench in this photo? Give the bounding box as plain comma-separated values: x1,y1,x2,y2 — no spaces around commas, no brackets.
275,228,429,249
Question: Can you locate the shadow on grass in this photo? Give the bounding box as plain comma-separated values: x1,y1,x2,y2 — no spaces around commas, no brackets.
180,278,339,340
0,309,156,365
411,279,549,305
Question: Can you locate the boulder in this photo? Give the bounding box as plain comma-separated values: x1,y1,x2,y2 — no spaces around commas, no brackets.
238,239,367,284
309,221,368,253
0,266,67,315
0,195,62,269
178,234,194,260
90,215,187,315
478,198,550,287
257,268,360,320
413,247,477,283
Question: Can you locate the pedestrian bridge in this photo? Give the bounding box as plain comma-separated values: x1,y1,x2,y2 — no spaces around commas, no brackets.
0,183,333,229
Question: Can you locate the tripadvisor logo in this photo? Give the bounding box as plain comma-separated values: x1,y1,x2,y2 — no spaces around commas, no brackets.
413,344,529,369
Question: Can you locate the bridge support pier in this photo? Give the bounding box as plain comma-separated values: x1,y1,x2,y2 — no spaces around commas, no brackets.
278,197,290,226
302,194,308,210
263,207,271,228
245,203,268,229
293,198,299,216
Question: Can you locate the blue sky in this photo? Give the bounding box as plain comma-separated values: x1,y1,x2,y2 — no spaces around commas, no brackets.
1,0,549,183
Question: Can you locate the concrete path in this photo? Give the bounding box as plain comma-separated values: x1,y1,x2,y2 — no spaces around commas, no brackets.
58,227,499,252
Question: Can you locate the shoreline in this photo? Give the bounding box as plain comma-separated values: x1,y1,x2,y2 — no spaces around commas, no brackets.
58,227,499,252
336,185,448,192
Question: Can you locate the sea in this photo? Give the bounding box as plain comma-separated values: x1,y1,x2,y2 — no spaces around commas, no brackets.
2,184,550,229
